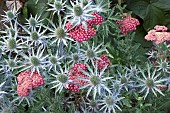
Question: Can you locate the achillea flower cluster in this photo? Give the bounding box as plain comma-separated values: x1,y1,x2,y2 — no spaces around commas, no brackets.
116,15,140,35
66,12,103,42
17,70,44,97
94,54,111,70
67,63,89,92
145,25,170,44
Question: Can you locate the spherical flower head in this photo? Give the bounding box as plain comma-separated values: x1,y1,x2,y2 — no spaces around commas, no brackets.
73,5,83,16
116,15,140,35
30,56,40,66
94,54,111,70
29,17,37,27
7,38,17,50
6,10,15,20
30,31,39,41
55,27,66,39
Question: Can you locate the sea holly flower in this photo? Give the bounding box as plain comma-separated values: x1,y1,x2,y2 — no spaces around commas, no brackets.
46,52,63,72
20,26,48,47
156,59,170,73
98,93,124,113
137,64,166,99
115,69,133,91
0,21,18,38
45,17,73,46
80,42,106,64
84,98,99,112
47,0,66,15
126,65,139,76
25,14,43,31
66,43,85,65
80,63,112,99
4,55,22,72
0,22,26,55
50,65,71,94
66,0,94,28
19,46,48,74
146,50,158,60
1,7,18,23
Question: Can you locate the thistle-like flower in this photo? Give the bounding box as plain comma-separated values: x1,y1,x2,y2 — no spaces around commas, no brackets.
4,55,22,72
84,98,99,112
115,69,133,91
80,63,112,99
98,93,124,113
1,7,18,23
19,46,48,74
47,0,66,15
156,59,170,73
126,65,139,76
146,50,158,60
0,22,27,55
46,52,63,72
80,42,105,64
25,14,42,31
137,64,166,99
50,65,71,94
66,0,94,28
46,17,73,46
66,42,85,65
20,26,48,47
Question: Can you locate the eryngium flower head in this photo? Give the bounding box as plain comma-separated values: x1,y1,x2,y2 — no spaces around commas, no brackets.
47,0,66,15
137,63,166,99
98,93,124,113
80,63,112,99
50,65,71,94
25,14,42,31
19,46,48,74
66,0,94,28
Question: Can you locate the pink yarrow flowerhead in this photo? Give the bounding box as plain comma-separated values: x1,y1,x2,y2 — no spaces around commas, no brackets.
94,54,111,70
145,25,170,44
66,12,103,42
67,63,89,92
17,70,44,97
116,15,140,35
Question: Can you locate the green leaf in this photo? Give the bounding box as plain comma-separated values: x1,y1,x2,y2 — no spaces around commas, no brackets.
127,0,149,19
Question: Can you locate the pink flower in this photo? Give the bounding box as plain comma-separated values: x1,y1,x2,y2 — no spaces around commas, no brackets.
67,63,89,92
94,54,111,70
17,70,44,97
66,12,103,42
145,25,170,44
116,16,140,35
154,25,168,32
